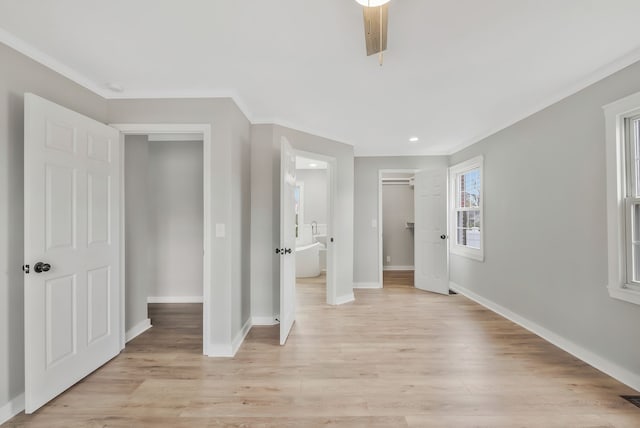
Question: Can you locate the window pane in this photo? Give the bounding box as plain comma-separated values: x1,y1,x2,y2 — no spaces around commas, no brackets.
458,169,480,208
456,209,481,249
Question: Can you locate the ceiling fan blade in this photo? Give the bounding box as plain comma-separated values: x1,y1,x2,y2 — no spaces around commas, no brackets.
363,4,388,56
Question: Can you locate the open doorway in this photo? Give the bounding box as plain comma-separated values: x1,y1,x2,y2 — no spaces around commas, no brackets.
114,124,212,355
379,170,418,288
294,155,329,304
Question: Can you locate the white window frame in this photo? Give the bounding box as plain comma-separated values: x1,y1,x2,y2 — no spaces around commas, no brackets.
449,156,484,261
604,91,640,305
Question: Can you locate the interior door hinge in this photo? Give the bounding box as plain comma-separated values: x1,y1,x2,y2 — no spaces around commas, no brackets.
22,264,30,274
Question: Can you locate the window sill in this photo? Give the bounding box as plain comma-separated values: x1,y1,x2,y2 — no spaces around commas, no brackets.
608,285,640,306
450,246,484,262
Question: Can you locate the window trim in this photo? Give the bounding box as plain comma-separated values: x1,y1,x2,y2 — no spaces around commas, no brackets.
449,156,484,262
604,90,640,305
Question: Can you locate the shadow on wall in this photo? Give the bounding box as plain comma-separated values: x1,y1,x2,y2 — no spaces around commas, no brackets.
5,92,26,401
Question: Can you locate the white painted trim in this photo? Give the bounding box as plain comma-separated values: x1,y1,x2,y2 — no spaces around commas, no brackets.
113,123,213,356
446,45,640,156
335,292,355,305
603,91,640,306
147,133,204,142
0,28,109,97
383,265,415,271
231,318,253,356
4,26,640,157
448,156,484,262
207,318,253,357
0,393,25,425
147,296,204,304
125,319,152,343
252,316,278,326
353,282,382,289
450,282,640,392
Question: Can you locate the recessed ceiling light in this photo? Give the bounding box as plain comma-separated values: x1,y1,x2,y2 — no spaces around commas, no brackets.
355,0,391,6
409,137,419,143
106,82,124,93
309,163,318,168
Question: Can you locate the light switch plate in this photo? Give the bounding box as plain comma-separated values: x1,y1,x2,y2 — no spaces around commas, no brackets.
215,223,226,238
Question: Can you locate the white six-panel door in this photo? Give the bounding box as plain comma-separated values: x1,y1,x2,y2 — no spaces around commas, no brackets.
24,94,121,413
414,168,449,294
279,137,297,345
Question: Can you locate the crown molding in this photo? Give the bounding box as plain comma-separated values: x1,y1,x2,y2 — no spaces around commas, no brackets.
3,25,640,157
0,27,110,98
253,117,355,148
446,44,640,156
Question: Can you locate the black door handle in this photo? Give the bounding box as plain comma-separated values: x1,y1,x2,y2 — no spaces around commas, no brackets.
440,235,447,240
34,262,51,273
284,248,292,254
275,248,282,254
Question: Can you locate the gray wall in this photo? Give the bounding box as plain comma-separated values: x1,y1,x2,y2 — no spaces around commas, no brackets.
148,140,203,299
0,43,108,411
124,135,151,331
382,183,414,269
296,169,327,225
107,98,252,349
449,60,640,378
251,124,354,320
354,156,448,286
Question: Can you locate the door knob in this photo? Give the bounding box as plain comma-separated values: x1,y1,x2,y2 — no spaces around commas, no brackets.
440,235,447,240
34,262,51,273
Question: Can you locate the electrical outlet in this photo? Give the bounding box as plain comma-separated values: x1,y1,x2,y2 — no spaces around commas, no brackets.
386,256,391,263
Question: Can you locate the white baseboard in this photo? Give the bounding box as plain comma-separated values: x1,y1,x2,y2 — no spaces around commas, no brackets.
252,316,278,326
125,318,152,342
450,281,640,392
207,318,253,358
0,393,24,425
147,296,203,304
353,282,382,289
231,318,253,355
335,292,355,305
383,266,415,271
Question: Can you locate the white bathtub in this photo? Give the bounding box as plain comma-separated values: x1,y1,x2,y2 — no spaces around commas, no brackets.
296,242,322,278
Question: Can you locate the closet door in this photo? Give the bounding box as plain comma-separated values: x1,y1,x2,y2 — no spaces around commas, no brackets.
414,168,449,294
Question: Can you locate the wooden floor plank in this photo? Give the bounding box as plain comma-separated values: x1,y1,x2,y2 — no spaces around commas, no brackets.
5,271,640,427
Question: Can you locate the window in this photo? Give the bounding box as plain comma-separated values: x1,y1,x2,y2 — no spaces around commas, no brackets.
604,91,640,305
449,156,484,261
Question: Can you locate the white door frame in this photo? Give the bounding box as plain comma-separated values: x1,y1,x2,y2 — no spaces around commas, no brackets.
378,169,419,287
110,123,212,355
295,149,338,305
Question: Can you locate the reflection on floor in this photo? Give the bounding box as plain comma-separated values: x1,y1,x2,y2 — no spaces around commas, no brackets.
7,276,640,427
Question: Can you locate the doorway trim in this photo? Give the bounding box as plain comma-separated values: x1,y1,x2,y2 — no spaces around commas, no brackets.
294,149,338,305
378,168,420,288
111,123,212,356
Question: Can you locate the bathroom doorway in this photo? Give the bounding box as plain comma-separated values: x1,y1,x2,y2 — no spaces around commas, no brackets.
293,152,335,305
379,169,418,288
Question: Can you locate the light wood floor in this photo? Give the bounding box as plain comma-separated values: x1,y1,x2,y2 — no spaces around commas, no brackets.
6,272,640,427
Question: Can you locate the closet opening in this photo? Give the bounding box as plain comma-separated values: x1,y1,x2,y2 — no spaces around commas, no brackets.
114,124,212,355
379,170,418,288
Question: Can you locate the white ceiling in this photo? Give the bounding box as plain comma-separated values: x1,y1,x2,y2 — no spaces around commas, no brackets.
296,156,328,170
2,0,640,156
